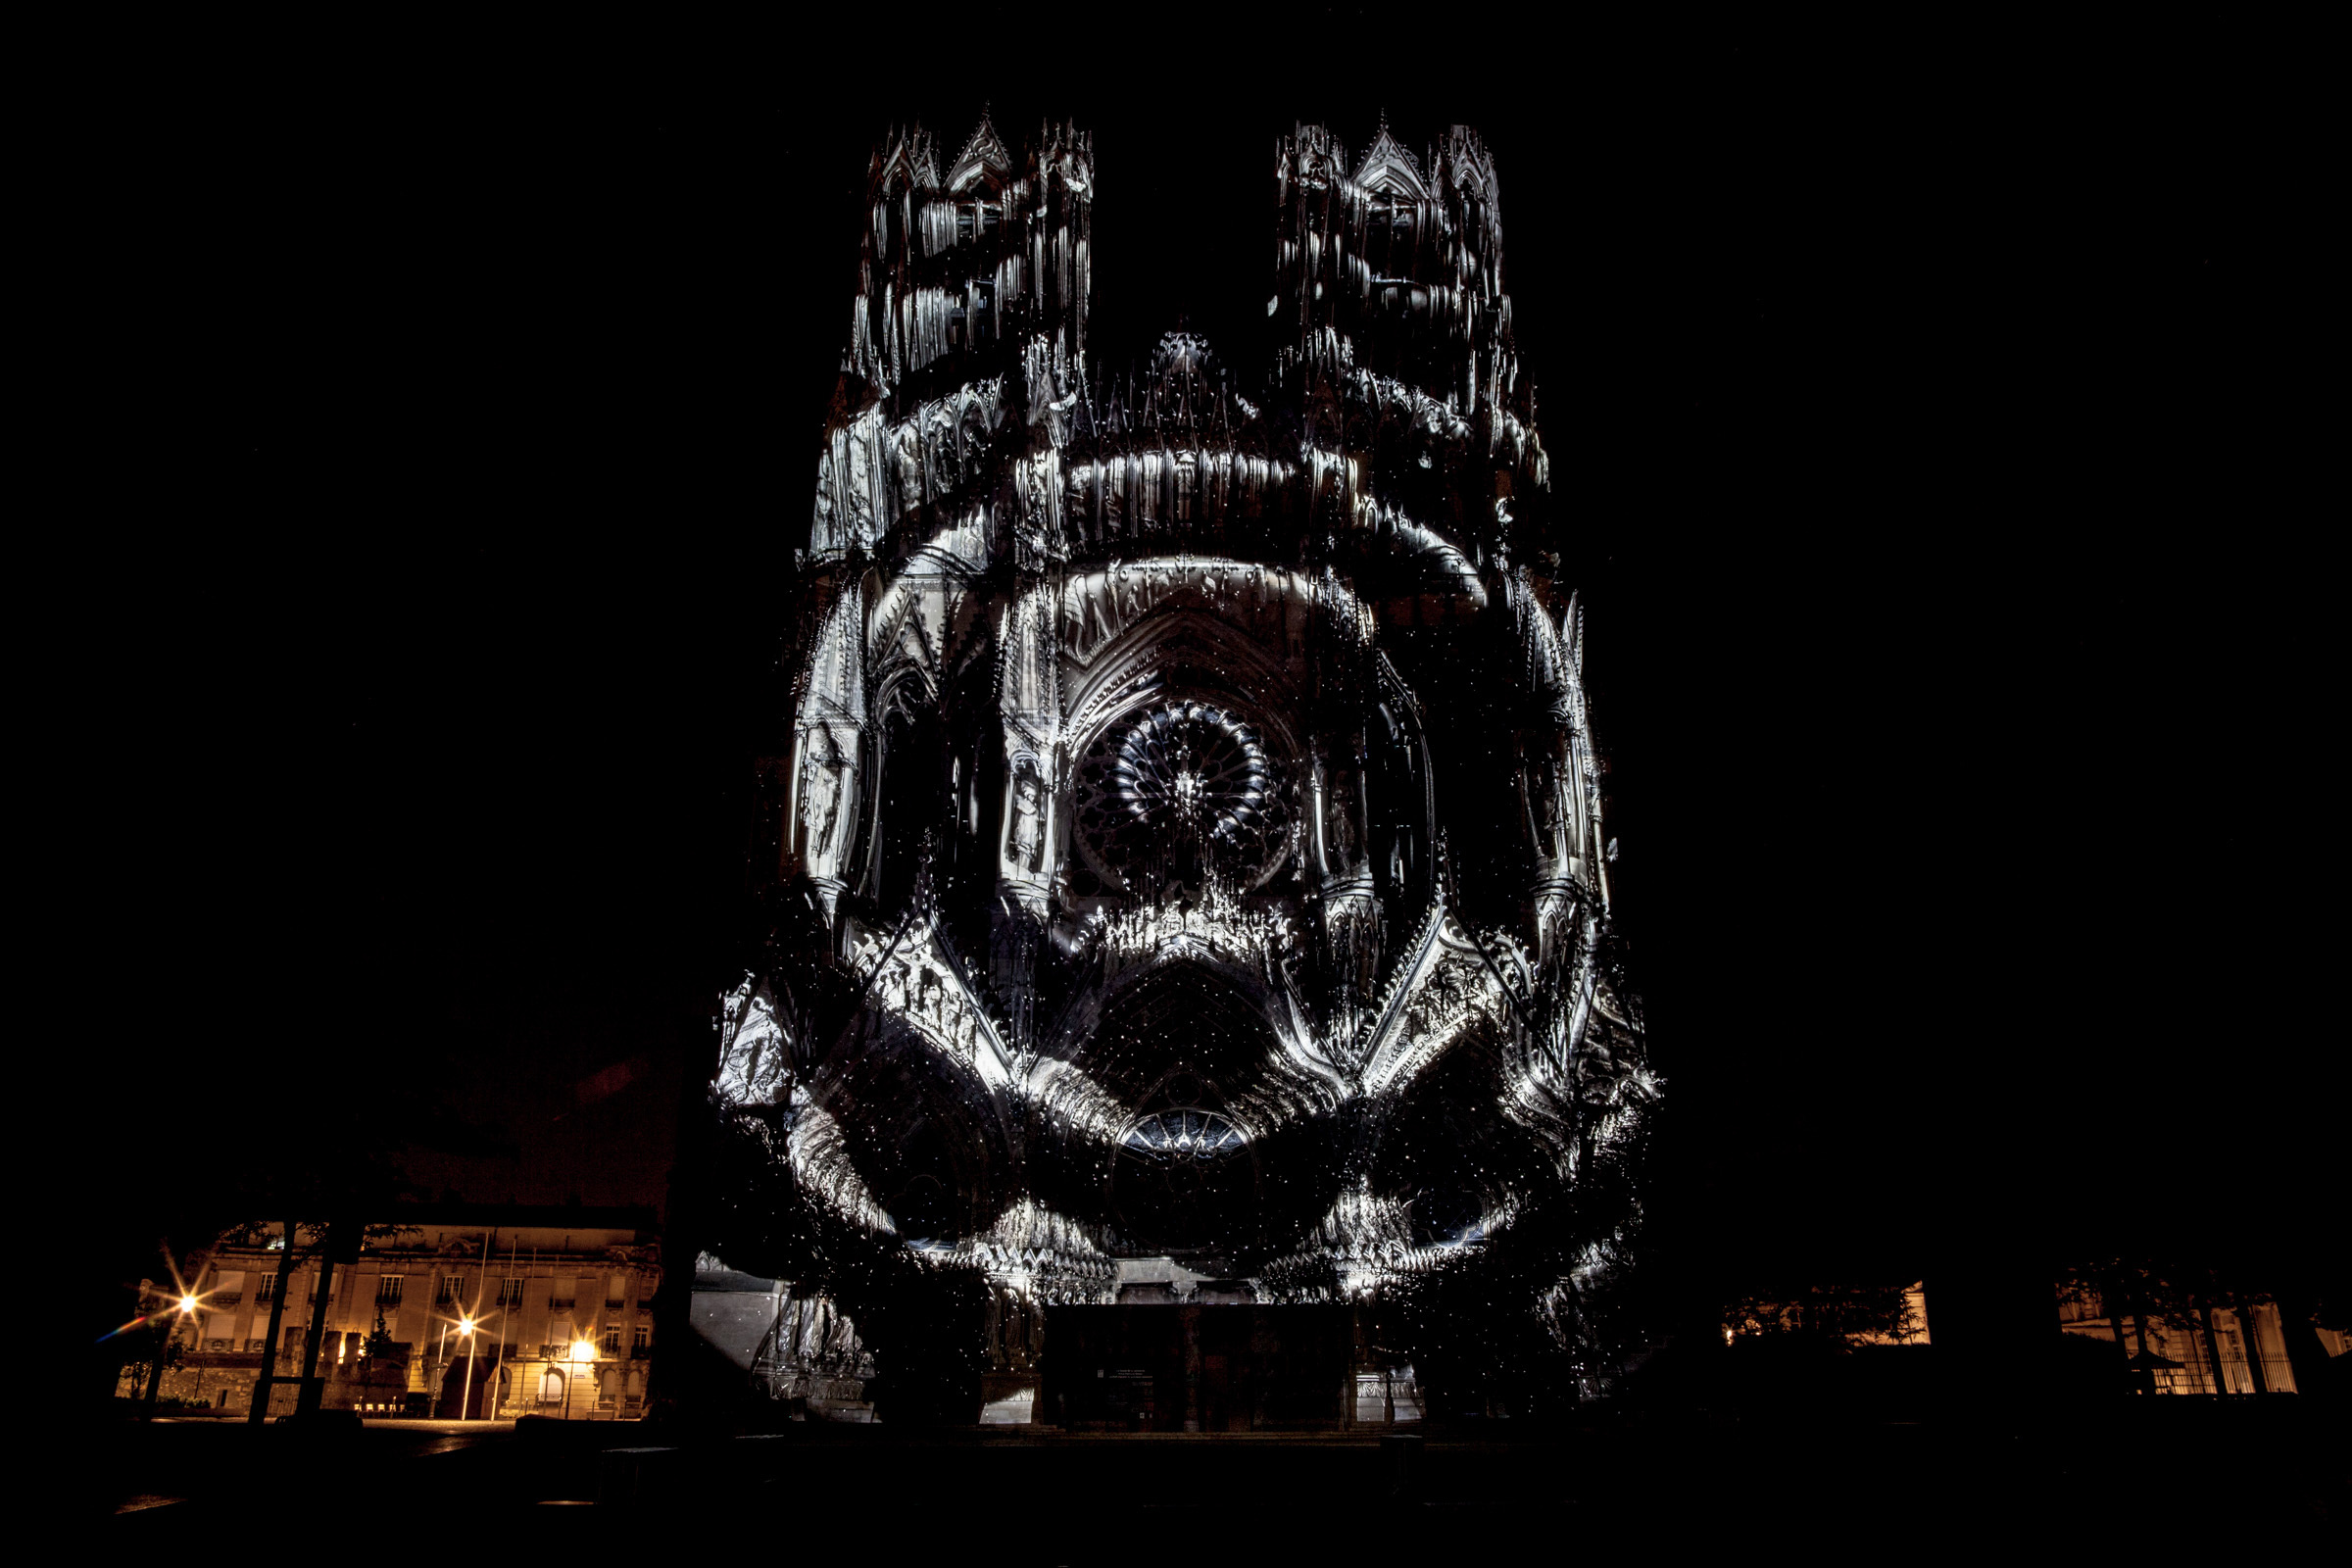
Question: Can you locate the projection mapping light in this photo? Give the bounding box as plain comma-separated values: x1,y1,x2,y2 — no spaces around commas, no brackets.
708,111,1655,1422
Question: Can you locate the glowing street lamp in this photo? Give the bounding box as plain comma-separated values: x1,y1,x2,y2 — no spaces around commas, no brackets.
455,1317,477,1422
172,1293,200,1362
564,1340,596,1421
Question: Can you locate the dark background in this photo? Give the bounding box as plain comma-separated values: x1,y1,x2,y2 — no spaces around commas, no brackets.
71,20,2329,1349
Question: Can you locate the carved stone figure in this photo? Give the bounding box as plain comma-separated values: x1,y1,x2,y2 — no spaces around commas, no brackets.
1082,576,1115,652
1008,769,1045,873
801,743,847,861
1324,762,1360,872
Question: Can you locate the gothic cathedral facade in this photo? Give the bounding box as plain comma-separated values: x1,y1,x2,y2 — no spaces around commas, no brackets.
703,116,1654,1424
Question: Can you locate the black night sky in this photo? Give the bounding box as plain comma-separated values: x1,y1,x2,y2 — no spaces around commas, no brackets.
79,23,2330,1343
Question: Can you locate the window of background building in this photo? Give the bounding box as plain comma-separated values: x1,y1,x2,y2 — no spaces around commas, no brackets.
633,1323,650,1349
436,1275,460,1304
376,1275,404,1304
603,1327,621,1352
498,1278,524,1306
539,1368,564,1403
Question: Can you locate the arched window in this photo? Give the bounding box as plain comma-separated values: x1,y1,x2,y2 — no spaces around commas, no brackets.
956,200,1001,244
539,1368,564,1403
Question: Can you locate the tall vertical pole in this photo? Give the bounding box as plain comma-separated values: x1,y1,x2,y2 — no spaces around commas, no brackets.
2231,1297,2273,1395
489,1237,514,1418
295,1225,343,1419
460,1231,488,1421
2197,1303,2232,1395
249,1219,298,1423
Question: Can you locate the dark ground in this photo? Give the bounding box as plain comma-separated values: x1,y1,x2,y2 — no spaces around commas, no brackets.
88,1403,2343,1548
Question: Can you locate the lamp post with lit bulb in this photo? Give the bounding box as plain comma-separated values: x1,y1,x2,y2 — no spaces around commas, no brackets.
141,1289,199,1419
565,1340,596,1421
457,1318,478,1421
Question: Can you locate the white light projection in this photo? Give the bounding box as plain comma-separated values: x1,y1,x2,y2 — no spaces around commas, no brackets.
715,973,789,1107
710,115,1656,1406
846,911,1013,1088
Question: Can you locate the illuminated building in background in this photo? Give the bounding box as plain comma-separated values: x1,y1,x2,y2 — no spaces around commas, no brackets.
2057,1287,2346,1395
124,1206,661,1419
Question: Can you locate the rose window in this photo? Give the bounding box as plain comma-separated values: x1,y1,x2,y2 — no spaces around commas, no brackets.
1121,1109,1246,1159
1074,702,1289,890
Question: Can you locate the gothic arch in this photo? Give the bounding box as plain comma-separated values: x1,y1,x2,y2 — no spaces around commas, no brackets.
807,1004,1014,1244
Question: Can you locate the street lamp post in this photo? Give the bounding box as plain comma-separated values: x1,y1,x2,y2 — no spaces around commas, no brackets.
461,1232,490,1422
457,1319,477,1421
143,1290,198,1418
565,1340,596,1421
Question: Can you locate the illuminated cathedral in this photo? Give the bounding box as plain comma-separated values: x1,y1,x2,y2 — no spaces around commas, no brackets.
698,115,1654,1427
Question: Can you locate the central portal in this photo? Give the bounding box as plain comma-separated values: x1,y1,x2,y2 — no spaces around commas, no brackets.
1040,1304,1354,1432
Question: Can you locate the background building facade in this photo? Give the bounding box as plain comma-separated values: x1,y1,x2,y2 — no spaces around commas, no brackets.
2057,1289,2348,1396
126,1207,661,1419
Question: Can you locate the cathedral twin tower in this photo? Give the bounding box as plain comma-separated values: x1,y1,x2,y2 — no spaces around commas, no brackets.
706,114,1652,1421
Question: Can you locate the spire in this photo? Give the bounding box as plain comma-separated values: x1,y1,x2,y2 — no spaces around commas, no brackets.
1355,113,1427,198
947,107,1011,191
869,122,939,199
